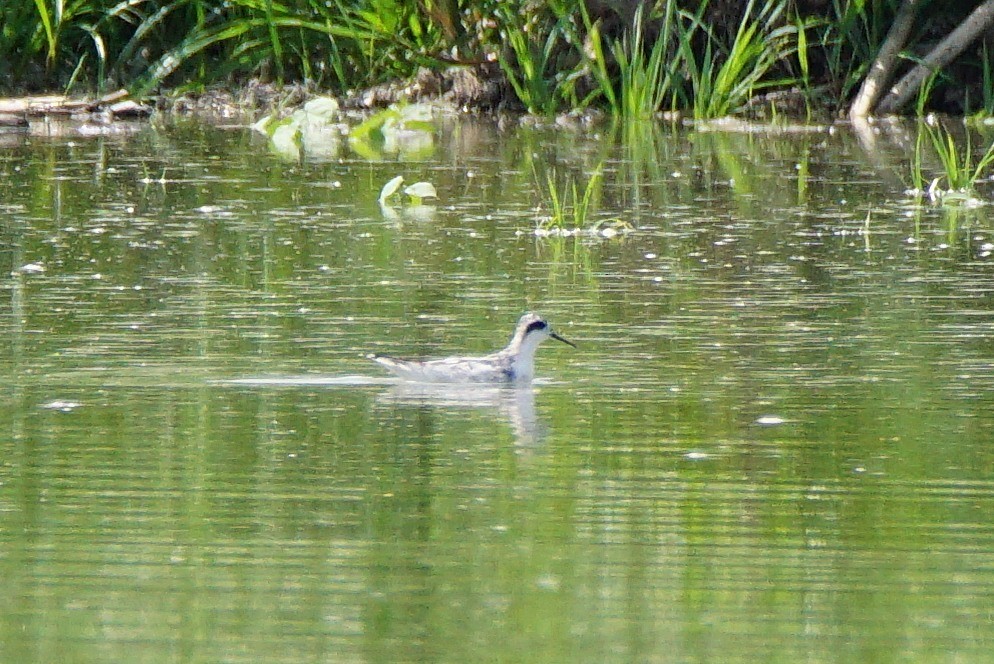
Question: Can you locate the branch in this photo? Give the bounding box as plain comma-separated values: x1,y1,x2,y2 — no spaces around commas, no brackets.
848,0,922,120
876,0,994,115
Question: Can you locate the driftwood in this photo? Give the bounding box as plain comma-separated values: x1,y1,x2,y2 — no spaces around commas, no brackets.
876,0,994,114
850,0,994,117
0,89,150,119
848,0,922,120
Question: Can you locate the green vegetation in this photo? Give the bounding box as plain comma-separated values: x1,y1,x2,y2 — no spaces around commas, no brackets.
538,168,602,231
2,1,993,118
608,1,689,118
909,121,994,204
904,71,994,203
819,0,896,107
497,5,569,116
534,166,630,238
683,0,798,119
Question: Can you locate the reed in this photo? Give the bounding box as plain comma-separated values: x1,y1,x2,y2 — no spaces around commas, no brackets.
496,3,596,116
683,0,799,119
610,1,691,119
497,9,562,116
925,122,994,194
533,163,632,239
539,169,599,230
6,0,985,119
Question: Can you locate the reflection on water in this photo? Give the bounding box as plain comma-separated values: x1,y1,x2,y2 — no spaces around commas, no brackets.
225,375,544,445
377,381,542,446
2,118,994,661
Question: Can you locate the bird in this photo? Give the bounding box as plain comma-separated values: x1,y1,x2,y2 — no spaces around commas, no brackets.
371,312,575,383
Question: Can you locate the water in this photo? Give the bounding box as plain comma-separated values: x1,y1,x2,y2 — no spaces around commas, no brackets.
3,115,994,662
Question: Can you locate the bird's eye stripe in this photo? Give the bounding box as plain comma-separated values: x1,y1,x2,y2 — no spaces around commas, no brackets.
525,320,548,333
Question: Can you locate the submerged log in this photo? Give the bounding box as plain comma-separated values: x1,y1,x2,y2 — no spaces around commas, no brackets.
0,89,149,118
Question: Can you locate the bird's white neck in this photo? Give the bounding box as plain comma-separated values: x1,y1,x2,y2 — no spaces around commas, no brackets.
507,333,545,382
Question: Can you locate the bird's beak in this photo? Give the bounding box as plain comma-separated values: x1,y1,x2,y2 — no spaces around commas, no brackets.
551,331,576,348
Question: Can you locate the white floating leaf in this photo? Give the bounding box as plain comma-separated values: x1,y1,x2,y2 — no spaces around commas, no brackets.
302,97,339,122
404,181,437,199
398,102,433,124
251,113,275,135
270,122,302,159
379,175,405,203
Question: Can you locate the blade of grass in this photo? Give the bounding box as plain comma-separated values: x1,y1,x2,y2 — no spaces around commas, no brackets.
33,0,57,63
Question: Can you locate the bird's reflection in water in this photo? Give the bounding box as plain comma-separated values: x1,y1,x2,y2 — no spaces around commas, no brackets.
376,382,543,447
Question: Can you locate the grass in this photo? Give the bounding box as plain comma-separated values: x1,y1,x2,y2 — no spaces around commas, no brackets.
2,1,992,119
906,70,994,202
924,122,994,197
533,165,631,238
497,7,566,116
538,168,602,231
2,0,460,95
907,118,994,203
607,1,688,119
682,0,800,119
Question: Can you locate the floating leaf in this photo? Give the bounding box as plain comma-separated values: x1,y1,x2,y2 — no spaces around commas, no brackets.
379,175,404,203
350,107,399,141
404,182,437,200
270,122,302,160
251,113,275,135
302,97,339,121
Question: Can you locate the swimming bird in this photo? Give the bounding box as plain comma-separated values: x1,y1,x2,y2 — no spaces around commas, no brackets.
371,312,575,383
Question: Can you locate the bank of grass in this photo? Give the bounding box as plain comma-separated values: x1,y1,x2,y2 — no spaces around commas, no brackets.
1,1,992,119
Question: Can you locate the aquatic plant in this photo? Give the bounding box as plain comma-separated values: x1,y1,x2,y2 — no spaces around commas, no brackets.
495,5,583,116
540,169,598,230
378,176,437,205
609,1,690,119
349,102,436,158
924,122,994,199
906,113,994,204
253,96,344,160
683,0,800,120
533,167,630,238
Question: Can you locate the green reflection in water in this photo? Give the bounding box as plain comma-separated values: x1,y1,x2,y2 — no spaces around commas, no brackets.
2,118,994,662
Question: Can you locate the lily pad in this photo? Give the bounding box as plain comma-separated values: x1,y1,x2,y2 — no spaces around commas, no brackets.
270,122,302,160
403,182,437,200
302,97,339,122
379,175,405,203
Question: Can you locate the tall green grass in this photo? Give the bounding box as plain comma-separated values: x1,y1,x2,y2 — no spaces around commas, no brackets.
924,122,994,195
2,0,990,119
578,0,800,120
682,0,799,119
1,0,472,94
608,1,694,118
496,7,566,116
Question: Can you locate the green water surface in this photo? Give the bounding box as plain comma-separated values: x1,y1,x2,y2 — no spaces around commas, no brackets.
2,116,994,662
